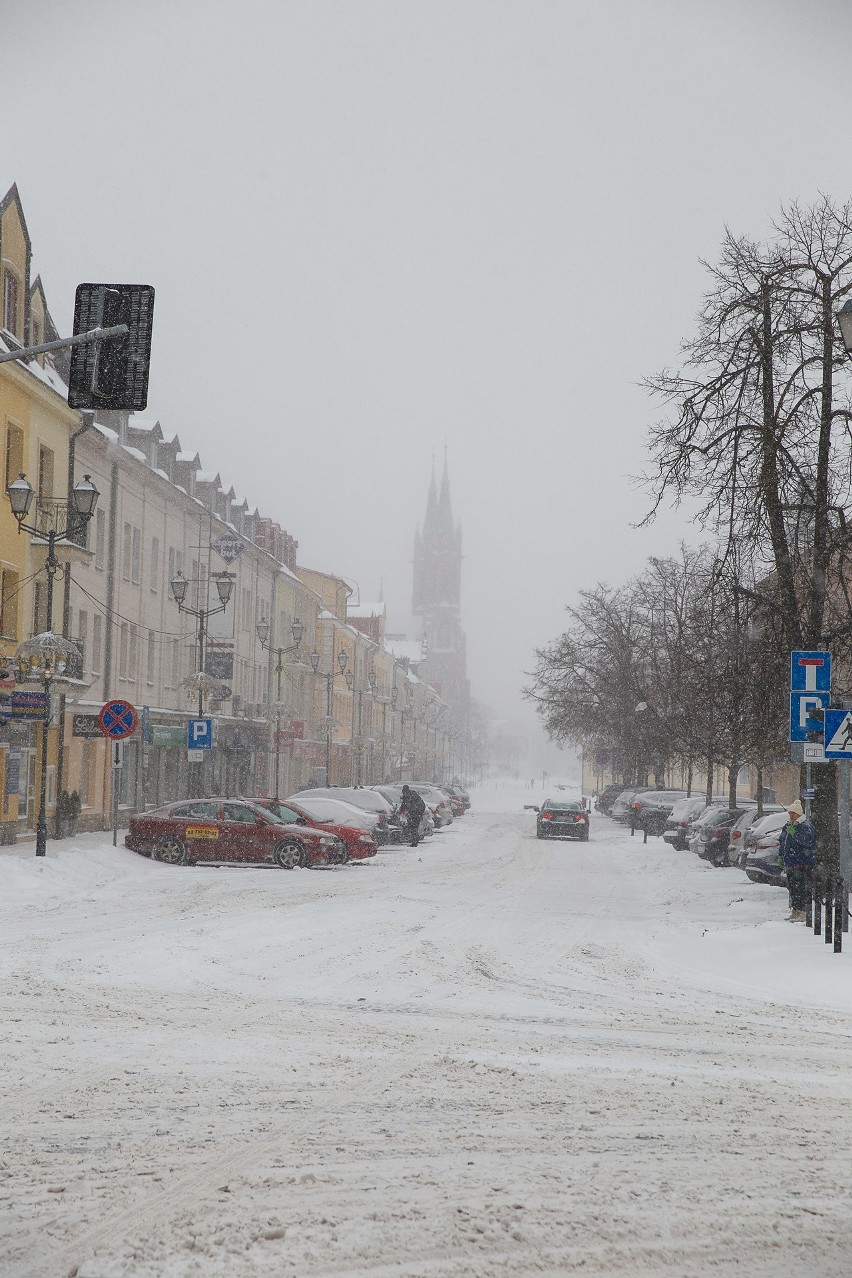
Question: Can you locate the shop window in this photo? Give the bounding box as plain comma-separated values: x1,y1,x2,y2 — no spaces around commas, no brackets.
4,424,23,492
0,568,19,639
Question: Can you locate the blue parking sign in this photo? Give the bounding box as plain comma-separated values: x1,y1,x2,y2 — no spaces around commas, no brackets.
789,691,829,742
187,718,212,750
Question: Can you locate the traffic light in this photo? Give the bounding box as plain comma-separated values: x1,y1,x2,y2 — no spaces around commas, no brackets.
67,284,155,411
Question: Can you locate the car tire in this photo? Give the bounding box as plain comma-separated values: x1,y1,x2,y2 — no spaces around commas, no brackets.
154,836,188,865
274,839,306,870
536,829,545,839
581,829,589,842
334,845,349,865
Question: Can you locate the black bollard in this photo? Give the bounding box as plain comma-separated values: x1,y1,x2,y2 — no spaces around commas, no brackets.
834,878,843,954
825,876,834,945
805,873,813,930
844,883,850,935
643,821,648,845
814,879,822,936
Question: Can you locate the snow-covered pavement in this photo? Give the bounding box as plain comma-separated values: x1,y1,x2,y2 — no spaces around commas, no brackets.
3,783,852,1277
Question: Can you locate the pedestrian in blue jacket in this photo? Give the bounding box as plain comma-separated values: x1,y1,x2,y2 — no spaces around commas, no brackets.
778,799,816,922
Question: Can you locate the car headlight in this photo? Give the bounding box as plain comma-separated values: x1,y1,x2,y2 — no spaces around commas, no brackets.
358,834,372,843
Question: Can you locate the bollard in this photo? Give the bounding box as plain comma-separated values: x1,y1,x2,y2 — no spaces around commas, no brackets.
834,878,843,954
805,873,813,929
643,821,648,845
814,881,822,936
844,884,850,935
630,815,636,837
825,876,834,945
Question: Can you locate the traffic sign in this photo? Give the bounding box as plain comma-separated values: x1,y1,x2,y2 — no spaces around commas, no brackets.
824,709,852,759
187,718,212,750
790,650,831,693
789,690,830,742
98,699,138,739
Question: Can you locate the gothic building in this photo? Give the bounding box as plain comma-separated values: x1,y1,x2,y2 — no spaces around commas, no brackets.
412,455,469,712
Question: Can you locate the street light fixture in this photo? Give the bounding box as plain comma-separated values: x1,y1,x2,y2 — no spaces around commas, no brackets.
308,644,349,782
6,471,100,857
836,299,852,357
255,616,304,799
169,568,234,795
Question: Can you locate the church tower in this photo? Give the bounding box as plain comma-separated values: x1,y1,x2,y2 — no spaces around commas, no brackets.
412,453,468,709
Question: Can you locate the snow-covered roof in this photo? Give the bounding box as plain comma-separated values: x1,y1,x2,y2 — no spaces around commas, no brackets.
385,639,425,665
176,452,200,464
195,471,220,485
121,446,147,463
348,602,386,618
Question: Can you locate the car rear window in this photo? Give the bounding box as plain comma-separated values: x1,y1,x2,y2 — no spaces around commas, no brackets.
544,801,582,812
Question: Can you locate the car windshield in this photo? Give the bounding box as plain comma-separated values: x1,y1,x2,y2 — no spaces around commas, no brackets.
669,797,704,820
544,801,582,812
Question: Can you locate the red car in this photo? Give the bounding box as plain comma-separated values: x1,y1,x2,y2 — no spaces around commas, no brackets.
253,798,378,862
125,798,346,868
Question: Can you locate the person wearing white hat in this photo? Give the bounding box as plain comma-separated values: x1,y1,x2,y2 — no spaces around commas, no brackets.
778,799,816,922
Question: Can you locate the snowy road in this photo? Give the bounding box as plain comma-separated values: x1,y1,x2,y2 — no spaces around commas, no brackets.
3,784,852,1277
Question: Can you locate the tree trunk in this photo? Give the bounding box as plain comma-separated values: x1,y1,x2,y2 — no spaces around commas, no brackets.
755,765,763,817
705,753,714,806
728,760,738,810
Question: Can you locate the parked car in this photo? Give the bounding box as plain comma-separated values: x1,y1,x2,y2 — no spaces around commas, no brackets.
372,785,433,842
287,792,388,842
693,806,755,866
439,787,465,817
662,796,708,850
290,787,395,844
125,798,345,868
743,812,789,884
686,803,729,856
629,789,688,836
745,814,788,886
409,783,455,827
727,805,785,868
446,784,471,810
527,798,590,841
610,788,652,823
252,798,378,861
595,783,626,815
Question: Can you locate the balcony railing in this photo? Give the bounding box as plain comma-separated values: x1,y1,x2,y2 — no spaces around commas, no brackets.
31,498,89,549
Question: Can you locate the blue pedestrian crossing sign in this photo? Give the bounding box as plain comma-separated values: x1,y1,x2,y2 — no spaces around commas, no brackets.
824,709,852,759
790,650,831,692
187,718,212,750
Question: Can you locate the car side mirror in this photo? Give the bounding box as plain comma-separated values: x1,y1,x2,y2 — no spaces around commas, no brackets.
524,805,540,813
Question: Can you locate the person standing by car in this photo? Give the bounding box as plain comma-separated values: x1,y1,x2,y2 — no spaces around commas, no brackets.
399,784,426,847
778,799,816,922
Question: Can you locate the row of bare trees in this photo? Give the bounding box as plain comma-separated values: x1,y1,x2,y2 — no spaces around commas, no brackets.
532,197,852,868
527,546,787,808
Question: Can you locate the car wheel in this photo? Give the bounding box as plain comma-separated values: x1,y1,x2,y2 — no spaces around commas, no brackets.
334,845,349,865
581,829,589,842
154,835,188,865
274,839,305,870
536,829,545,839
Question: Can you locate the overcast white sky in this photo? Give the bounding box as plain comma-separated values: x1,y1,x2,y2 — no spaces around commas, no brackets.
5,0,852,744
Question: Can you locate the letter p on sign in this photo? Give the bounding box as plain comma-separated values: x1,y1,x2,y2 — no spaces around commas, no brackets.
187,718,212,750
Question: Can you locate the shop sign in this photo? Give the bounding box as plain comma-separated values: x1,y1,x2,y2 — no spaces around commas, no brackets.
205,649,234,681
211,533,245,564
9,691,47,720
73,714,104,738
149,724,186,747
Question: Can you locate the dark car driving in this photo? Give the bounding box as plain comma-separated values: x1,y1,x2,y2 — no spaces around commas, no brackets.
529,798,590,841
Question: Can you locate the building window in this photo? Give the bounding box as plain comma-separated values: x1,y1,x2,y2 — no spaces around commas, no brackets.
171,637,181,689
95,509,106,571
119,622,129,680
5,424,23,492
2,270,19,338
128,624,138,681
33,582,47,635
0,568,19,639
147,630,156,684
37,446,54,499
77,610,88,669
150,537,159,592
92,614,102,673
122,523,132,581
131,527,141,584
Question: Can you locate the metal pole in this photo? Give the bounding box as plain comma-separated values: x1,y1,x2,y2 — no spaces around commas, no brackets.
839,760,852,908
34,530,59,857
274,650,283,800
804,761,812,819
325,674,332,784
0,323,129,364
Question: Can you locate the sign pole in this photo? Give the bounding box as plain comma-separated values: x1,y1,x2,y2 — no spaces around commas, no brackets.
111,741,123,847
840,760,852,886
804,761,812,819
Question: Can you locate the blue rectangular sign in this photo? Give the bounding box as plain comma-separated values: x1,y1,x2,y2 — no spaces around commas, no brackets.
187,718,212,750
789,691,830,742
790,650,831,692
823,708,852,759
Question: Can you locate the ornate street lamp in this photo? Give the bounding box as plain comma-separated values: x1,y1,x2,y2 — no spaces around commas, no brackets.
169,569,234,795
7,472,100,857
256,616,304,799
308,644,349,782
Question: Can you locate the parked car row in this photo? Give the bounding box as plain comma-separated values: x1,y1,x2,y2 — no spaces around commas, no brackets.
597,785,788,887
125,782,471,869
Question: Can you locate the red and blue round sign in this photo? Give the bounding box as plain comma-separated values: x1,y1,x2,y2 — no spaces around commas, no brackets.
98,699,138,739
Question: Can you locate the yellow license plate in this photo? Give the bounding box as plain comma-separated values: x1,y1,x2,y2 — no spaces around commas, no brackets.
185,825,220,840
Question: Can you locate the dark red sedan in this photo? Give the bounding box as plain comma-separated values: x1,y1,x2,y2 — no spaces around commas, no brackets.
125,798,346,868
252,798,378,862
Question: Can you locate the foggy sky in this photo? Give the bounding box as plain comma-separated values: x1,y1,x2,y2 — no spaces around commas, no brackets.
5,0,852,745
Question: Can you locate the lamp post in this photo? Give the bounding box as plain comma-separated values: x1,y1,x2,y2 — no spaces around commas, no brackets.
169,568,233,794
256,616,304,800
309,646,348,784
7,472,100,856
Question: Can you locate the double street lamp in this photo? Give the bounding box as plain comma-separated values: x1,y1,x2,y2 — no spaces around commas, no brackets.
309,646,348,784
256,616,304,799
7,471,100,857
170,569,233,796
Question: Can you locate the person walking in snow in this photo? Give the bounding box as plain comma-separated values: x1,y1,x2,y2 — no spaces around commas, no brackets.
778,799,816,922
399,784,426,847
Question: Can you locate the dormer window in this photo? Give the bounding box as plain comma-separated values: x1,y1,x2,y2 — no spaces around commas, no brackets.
2,269,20,338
